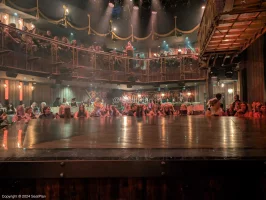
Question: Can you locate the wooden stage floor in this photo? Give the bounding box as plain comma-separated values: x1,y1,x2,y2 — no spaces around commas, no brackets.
1,116,266,160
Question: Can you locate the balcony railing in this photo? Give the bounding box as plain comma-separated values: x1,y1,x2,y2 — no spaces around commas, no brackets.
0,22,206,83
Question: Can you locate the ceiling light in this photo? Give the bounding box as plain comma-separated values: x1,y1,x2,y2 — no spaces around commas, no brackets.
228,88,233,94
14,13,18,16
113,27,117,31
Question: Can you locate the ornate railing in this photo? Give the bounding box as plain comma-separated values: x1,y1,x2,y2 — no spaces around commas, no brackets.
0,23,206,83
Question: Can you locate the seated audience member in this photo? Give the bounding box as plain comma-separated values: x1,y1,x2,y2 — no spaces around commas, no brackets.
31,102,39,115
74,104,89,119
226,104,235,116
260,103,266,119
53,97,61,107
207,93,222,110
39,106,56,119
60,106,72,119
93,98,102,116
110,105,121,117
127,104,137,116
122,104,130,115
234,102,252,118
147,107,157,116
163,105,174,116
71,98,78,107
58,105,66,118
205,99,224,117
12,105,27,122
40,102,46,114
6,103,16,115
253,102,262,118
135,105,145,117
61,98,69,106
25,107,36,120
179,104,188,115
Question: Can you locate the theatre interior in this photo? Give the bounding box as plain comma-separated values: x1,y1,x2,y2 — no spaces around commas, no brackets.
0,0,266,199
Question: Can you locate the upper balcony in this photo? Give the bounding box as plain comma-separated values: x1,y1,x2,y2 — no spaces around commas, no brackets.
198,0,266,59
0,22,206,84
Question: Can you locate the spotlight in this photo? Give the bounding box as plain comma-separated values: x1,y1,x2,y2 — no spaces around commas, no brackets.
70,32,73,35
187,92,191,96
152,11,157,15
31,24,35,29
161,93,165,97
178,48,182,52
221,83,224,87
3,15,7,20
14,13,18,16
113,27,117,31
202,6,205,9
138,94,141,98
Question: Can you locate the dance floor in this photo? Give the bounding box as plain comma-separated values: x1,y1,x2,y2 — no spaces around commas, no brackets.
1,116,266,161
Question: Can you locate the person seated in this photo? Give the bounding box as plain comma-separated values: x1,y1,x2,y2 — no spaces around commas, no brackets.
207,93,222,110
135,105,145,117
109,105,121,117
12,105,28,122
40,102,47,114
179,104,188,115
74,104,89,119
235,102,252,118
260,103,266,119
226,104,235,116
53,97,61,107
163,105,174,116
127,104,137,116
6,103,16,115
58,106,73,119
61,98,69,106
31,102,39,115
253,102,262,118
39,106,56,119
147,107,157,116
25,107,36,120
71,98,78,107
93,98,102,116
205,99,224,117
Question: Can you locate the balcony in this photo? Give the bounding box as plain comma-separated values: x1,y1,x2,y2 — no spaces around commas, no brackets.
0,23,206,84
198,0,266,58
